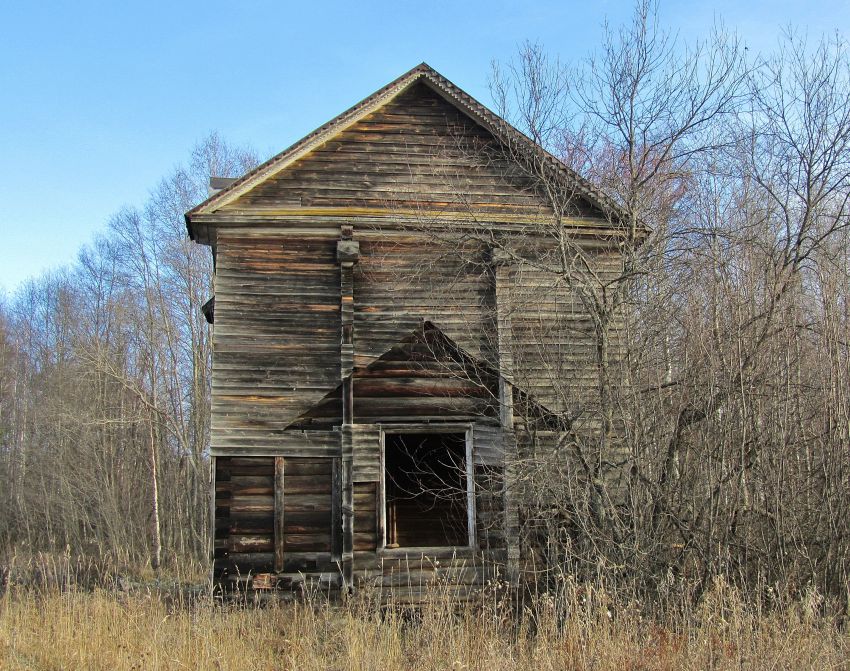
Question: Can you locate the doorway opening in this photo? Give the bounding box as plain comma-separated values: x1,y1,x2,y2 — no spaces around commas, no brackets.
383,432,470,548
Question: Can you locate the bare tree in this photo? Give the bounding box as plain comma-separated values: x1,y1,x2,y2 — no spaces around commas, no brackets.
0,133,258,569
395,3,850,606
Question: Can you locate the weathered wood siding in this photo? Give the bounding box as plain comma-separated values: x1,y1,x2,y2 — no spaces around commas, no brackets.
354,330,495,420
214,456,337,581
209,81,620,443
290,325,498,429
475,465,506,551
282,458,334,556
353,482,379,552
214,457,275,578
354,235,493,368
201,76,625,596
212,235,340,444
351,425,381,482
221,83,559,217
504,255,625,418
213,454,502,584
473,420,506,466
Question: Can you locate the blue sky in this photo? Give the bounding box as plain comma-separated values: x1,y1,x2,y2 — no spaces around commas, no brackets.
1,0,848,294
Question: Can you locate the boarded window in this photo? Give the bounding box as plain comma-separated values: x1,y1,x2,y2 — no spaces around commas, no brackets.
384,432,469,548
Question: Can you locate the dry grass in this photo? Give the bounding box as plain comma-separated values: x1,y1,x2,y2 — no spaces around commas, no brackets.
0,556,848,670
1,588,847,670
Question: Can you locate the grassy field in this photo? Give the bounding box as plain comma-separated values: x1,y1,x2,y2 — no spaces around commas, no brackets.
1,557,848,670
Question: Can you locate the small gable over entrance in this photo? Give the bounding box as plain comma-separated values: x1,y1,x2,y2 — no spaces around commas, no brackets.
290,320,500,429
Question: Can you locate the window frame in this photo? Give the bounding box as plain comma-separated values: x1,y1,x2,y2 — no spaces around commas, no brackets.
378,423,476,553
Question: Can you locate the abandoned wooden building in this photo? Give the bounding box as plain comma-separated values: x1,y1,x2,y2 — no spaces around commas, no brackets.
185,63,627,598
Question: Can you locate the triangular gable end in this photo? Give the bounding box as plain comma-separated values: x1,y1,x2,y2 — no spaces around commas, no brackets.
288,320,496,429
289,320,560,430
185,63,626,241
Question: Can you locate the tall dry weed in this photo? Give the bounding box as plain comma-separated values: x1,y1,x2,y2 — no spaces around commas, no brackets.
0,560,847,670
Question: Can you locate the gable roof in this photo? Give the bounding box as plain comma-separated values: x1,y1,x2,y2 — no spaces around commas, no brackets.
185,63,626,239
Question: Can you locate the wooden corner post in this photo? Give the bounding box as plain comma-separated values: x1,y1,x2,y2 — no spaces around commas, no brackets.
492,248,520,581
274,457,285,573
337,226,360,591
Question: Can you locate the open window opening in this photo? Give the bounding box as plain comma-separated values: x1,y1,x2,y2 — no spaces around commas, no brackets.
384,432,471,548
